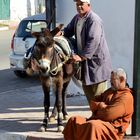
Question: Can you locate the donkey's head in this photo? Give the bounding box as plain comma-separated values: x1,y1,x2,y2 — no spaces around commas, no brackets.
31,24,64,76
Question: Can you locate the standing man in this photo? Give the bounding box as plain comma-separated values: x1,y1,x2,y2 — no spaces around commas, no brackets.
63,0,112,105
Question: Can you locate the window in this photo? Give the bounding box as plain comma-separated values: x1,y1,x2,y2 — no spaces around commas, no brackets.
16,20,47,37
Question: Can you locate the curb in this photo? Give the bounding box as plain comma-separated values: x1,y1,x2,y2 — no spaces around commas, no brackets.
0,131,26,140
26,136,63,140
0,26,9,31
123,136,140,140
0,131,64,140
0,20,19,31
0,131,139,140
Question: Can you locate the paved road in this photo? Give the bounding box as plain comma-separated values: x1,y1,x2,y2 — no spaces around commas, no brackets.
0,29,41,95
0,69,40,93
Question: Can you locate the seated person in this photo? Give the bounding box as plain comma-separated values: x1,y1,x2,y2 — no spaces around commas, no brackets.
63,68,134,140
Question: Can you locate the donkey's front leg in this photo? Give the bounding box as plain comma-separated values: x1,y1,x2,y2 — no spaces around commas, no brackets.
38,82,50,132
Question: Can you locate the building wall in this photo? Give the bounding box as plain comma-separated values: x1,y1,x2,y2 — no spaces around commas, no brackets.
93,0,135,86
56,0,135,86
0,0,10,20
10,0,28,20
10,0,45,21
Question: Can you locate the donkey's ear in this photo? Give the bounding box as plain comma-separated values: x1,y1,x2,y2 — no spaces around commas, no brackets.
32,32,41,38
50,24,64,37
44,28,52,36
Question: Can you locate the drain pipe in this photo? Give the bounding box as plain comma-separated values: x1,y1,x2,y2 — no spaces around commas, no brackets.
45,0,56,29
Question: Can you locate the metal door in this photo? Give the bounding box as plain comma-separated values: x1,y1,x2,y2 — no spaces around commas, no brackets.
0,0,10,20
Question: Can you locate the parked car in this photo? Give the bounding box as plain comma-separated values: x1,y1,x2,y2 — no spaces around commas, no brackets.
9,13,49,78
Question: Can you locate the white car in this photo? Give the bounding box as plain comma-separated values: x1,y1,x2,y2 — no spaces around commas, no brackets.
9,13,48,78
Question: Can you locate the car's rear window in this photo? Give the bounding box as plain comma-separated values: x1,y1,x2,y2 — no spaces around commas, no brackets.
15,20,47,37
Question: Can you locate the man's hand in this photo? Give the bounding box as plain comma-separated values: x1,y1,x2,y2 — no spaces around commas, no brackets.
99,102,107,109
90,101,99,111
72,54,82,62
90,101,107,111
55,31,63,36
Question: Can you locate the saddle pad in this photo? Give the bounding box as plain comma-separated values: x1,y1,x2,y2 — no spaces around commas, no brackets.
54,36,71,56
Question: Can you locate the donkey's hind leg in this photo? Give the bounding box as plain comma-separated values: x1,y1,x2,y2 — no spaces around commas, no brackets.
62,82,70,120
56,80,64,132
49,81,70,122
49,101,57,122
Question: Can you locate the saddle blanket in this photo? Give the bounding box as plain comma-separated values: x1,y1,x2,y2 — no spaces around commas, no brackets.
54,36,72,57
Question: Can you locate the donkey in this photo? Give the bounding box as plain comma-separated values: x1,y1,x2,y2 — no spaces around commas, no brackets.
25,24,75,132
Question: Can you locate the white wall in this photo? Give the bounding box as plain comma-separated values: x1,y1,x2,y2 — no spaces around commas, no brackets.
10,0,27,20
93,0,135,86
10,0,36,21
56,0,135,86
56,0,76,25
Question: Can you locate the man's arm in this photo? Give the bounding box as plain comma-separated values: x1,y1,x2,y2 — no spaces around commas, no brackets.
63,15,77,38
90,101,107,112
93,93,133,121
81,20,103,59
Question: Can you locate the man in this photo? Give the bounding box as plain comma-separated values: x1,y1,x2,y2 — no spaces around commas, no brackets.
63,68,134,140
63,0,112,105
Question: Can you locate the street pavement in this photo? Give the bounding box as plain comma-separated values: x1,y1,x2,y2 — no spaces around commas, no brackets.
0,84,139,140
0,84,91,140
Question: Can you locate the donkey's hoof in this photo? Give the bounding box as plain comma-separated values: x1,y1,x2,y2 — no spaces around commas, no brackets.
49,116,56,122
63,115,69,120
57,125,64,132
38,125,47,132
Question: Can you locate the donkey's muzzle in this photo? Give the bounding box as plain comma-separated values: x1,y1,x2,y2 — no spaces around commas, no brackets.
39,59,51,74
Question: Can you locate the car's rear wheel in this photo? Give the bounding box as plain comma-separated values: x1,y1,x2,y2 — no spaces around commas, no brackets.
14,70,28,78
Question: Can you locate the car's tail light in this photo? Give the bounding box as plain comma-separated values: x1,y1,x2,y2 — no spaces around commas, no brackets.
11,33,15,49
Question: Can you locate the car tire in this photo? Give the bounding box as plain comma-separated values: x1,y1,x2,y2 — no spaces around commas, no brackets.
14,70,28,78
